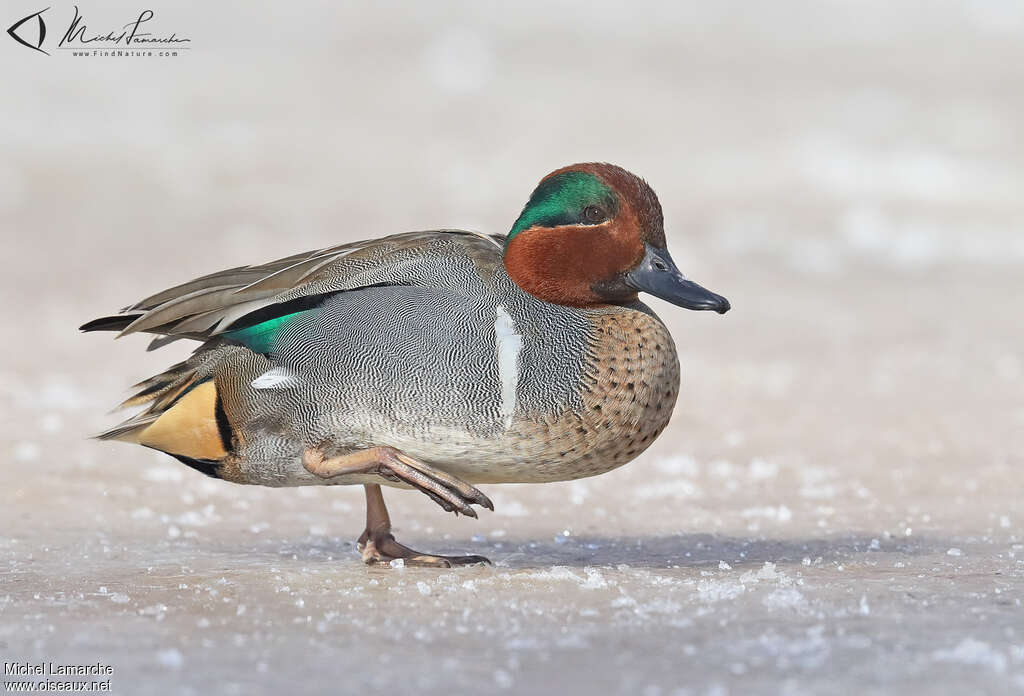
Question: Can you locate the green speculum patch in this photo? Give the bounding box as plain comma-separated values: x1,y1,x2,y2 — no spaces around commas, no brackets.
507,171,618,245
224,310,309,354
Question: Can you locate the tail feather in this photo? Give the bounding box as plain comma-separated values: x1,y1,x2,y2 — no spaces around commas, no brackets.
119,373,197,411
79,314,143,333
98,362,233,462
95,413,160,443
119,362,195,410
130,361,189,389
146,334,190,352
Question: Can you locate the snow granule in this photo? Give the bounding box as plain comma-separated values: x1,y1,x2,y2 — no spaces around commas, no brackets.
697,579,746,603
416,581,432,596
521,567,581,584
946,548,962,556
756,562,780,581
762,587,806,609
580,568,607,589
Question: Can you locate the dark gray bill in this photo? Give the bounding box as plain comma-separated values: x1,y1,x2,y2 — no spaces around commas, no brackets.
624,243,730,314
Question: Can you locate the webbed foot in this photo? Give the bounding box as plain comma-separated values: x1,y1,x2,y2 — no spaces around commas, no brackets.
358,526,490,568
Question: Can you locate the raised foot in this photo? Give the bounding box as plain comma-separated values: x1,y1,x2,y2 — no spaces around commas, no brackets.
304,446,493,518
358,529,491,568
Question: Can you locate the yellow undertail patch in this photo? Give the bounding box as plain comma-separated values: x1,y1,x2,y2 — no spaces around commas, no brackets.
137,380,227,460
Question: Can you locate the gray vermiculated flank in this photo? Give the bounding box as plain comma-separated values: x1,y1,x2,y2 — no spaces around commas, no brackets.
222,233,597,480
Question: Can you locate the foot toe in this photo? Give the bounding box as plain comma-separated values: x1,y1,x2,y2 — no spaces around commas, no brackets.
359,532,491,568
446,554,491,567
404,555,455,568
405,554,490,568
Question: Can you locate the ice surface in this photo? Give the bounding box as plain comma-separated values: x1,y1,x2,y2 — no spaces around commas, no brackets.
2,2,1023,695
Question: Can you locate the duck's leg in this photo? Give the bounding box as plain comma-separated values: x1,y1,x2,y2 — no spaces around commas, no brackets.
358,484,490,568
302,446,492,568
302,446,493,516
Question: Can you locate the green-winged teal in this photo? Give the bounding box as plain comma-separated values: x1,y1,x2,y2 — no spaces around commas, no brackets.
82,163,730,567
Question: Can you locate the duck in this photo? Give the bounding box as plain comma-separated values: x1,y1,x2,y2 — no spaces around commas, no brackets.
81,162,730,567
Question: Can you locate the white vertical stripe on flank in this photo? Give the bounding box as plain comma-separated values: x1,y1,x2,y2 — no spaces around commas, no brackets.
494,305,522,429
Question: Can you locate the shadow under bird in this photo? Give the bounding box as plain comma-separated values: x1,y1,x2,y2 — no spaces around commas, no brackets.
81,163,730,567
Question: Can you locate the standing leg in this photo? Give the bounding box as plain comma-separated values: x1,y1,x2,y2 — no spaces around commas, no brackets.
301,445,491,568
358,484,490,568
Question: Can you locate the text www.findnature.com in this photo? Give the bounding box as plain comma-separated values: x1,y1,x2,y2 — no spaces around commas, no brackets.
68,50,180,57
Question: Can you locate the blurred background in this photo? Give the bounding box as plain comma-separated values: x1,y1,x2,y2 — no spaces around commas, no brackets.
2,2,1022,694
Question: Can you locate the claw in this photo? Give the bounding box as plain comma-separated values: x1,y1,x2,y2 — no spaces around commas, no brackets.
393,452,492,510
475,493,495,511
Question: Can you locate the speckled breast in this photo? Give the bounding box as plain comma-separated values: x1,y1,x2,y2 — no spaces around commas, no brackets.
491,305,680,483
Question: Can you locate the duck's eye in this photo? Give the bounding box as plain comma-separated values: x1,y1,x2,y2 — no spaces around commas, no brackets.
582,205,605,224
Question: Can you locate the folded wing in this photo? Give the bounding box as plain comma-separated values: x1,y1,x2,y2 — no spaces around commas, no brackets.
80,230,504,350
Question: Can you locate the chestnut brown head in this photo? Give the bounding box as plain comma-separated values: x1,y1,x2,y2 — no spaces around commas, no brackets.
503,163,730,313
